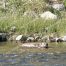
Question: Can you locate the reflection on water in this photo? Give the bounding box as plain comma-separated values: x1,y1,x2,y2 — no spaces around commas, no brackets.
0,42,66,66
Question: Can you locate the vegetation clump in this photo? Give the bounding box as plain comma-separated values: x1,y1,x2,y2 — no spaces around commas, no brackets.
0,0,66,36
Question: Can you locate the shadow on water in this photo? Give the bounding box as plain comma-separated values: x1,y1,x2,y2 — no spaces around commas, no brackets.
0,42,66,66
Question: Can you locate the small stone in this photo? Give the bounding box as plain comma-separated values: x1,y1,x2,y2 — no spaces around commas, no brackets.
16,35,23,41
10,26,16,32
27,37,34,42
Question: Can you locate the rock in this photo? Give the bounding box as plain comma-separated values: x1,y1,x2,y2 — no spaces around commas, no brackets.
52,3,65,10
52,36,66,42
10,26,16,32
49,36,56,42
15,35,27,42
62,36,66,42
35,36,40,41
16,35,23,41
41,36,48,42
56,38,63,42
0,33,8,42
23,11,38,18
40,11,57,20
8,35,17,41
49,36,63,42
55,37,59,41
34,35,40,42
27,37,34,42
20,35,27,43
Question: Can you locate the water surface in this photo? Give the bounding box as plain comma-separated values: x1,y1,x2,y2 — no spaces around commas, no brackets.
0,42,66,66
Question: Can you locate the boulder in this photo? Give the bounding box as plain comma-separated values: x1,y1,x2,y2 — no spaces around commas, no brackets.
52,3,65,10
40,11,57,20
0,33,8,42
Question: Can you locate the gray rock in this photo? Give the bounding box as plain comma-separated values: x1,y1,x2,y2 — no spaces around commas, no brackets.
52,3,65,10
41,36,48,42
35,36,40,41
56,38,63,42
10,26,16,32
27,37,34,42
49,36,56,42
40,11,57,20
8,35,17,41
20,35,27,43
16,35,27,43
33,34,40,42
62,36,66,42
49,37,63,42
0,33,8,42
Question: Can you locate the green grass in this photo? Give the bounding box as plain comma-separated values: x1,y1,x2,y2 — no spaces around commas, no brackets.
0,0,66,36
0,11,66,36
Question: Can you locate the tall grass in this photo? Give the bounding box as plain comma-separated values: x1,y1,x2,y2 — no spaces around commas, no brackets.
0,11,66,36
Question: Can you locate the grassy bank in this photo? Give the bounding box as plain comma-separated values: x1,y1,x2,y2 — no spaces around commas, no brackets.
0,11,66,36
0,0,66,36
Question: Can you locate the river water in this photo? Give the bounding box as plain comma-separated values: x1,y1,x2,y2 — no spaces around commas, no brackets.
0,42,66,66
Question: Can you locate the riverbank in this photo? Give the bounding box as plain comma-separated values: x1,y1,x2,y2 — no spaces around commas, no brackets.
0,0,66,40
0,32,66,43
0,11,66,36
